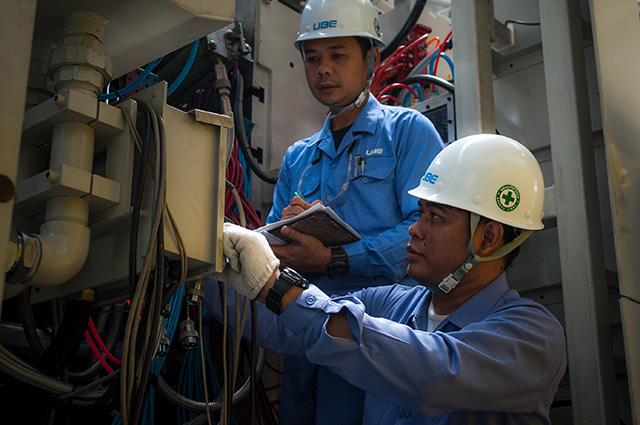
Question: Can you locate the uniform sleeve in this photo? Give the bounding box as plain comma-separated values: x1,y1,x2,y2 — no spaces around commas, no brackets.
343,112,444,282
281,285,567,417
201,278,307,356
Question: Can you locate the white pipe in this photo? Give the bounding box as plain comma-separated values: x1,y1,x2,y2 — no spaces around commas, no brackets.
24,10,108,287
29,197,90,286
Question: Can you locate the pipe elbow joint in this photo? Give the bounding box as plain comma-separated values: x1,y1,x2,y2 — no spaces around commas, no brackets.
29,221,91,287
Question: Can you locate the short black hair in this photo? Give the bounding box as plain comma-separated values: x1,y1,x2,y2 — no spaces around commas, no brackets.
478,215,522,268
355,37,373,60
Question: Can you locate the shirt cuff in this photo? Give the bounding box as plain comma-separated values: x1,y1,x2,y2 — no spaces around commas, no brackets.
280,285,365,345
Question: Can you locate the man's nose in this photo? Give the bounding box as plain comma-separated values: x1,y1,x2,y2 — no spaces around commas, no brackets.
316,58,331,76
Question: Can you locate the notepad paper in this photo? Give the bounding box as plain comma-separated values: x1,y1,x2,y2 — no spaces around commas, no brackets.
255,203,362,246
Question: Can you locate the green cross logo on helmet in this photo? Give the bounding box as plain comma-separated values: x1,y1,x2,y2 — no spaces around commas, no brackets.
496,185,520,212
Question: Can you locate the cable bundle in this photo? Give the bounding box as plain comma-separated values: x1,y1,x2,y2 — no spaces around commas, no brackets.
372,26,455,106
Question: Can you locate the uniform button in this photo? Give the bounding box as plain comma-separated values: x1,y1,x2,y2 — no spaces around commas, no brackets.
403,409,412,417
362,177,369,183
330,162,337,169
305,296,316,305
327,195,333,201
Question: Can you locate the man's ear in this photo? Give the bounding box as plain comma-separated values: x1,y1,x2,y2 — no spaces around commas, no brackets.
476,221,505,256
372,45,381,68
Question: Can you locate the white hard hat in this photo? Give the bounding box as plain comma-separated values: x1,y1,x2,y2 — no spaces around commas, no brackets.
408,134,545,230
294,0,385,52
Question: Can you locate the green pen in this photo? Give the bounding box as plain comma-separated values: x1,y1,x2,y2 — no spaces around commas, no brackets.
294,191,307,201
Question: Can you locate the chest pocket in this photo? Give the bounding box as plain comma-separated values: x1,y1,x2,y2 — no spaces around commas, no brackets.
352,155,395,184
296,170,322,200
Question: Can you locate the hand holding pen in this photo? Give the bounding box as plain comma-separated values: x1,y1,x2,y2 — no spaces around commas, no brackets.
281,192,321,220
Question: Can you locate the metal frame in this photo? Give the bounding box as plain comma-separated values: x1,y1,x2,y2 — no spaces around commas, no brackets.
540,0,618,423
588,0,640,422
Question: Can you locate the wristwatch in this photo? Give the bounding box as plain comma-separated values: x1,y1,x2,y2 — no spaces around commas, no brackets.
326,247,349,279
265,267,310,315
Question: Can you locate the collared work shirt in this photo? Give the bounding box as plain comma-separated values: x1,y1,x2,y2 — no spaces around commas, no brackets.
203,273,567,425
266,94,444,295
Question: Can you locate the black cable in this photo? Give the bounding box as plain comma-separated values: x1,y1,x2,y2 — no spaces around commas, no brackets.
400,74,455,94
380,0,428,61
250,301,258,424
232,72,278,185
34,299,93,377
133,216,165,423
130,106,152,299
504,19,540,26
255,374,278,425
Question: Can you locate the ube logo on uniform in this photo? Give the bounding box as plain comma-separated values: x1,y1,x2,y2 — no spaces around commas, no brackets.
313,20,337,30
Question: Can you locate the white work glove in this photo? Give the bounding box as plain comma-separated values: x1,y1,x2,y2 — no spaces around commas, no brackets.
214,222,280,300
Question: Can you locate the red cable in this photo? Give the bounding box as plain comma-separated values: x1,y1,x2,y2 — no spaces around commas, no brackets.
84,330,115,373
432,30,452,86
377,83,420,100
88,317,121,365
377,94,402,105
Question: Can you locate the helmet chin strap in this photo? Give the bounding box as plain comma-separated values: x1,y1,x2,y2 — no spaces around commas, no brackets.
329,40,376,120
428,213,534,293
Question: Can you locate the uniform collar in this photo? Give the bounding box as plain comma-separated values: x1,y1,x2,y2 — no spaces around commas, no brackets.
316,93,382,156
410,273,511,332
440,273,511,331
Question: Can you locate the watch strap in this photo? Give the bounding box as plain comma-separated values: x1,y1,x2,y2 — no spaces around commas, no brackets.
265,267,309,315
326,246,349,279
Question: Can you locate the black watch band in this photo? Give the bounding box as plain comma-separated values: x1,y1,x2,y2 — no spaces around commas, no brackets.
326,247,349,279
265,267,310,315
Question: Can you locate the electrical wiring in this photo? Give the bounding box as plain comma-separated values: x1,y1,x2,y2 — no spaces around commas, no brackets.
504,19,541,26
377,94,402,105
197,303,213,425
371,32,435,95
225,140,262,229
99,37,199,102
119,99,167,425
377,83,421,101
431,30,452,87
0,343,106,403
403,84,425,107
232,72,278,185
429,52,454,81
168,39,200,97
380,0,428,61
84,330,115,373
88,316,121,365
138,285,185,425
99,58,160,101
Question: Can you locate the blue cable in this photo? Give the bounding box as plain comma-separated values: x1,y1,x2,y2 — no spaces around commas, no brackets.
99,38,199,102
136,285,185,425
167,39,200,97
403,83,425,107
429,52,454,95
99,58,160,101
428,52,455,81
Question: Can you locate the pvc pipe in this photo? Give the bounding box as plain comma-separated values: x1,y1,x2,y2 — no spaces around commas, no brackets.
29,197,90,286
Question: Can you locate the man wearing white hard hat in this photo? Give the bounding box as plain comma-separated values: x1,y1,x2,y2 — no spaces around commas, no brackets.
259,0,444,422
206,134,567,425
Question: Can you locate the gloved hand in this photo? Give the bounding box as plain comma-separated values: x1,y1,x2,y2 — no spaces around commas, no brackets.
214,223,280,300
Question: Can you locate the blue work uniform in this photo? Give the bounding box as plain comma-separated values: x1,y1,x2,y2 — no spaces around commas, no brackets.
202,273,567,425
267,93,444,295
265,93,444,424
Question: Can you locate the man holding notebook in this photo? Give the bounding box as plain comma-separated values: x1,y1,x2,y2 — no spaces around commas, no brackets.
261,1,444,422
